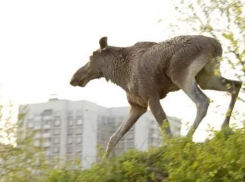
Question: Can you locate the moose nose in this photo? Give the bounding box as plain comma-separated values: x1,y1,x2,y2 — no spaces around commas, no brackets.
70,76,77,86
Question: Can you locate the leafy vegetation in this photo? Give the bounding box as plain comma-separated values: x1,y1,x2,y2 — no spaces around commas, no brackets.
0,100,82,182
44,127,245,182
0,100,49,182
2,103,245,182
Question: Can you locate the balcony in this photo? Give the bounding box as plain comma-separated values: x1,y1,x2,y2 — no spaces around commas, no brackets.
34,140,40,146
34,133,42,139
34,125,41,130
34,133,51,138
34,116,41,121
43,125,51,129
46,150,51,156
42,142,51,147
43,133,51,138
43,115,52,120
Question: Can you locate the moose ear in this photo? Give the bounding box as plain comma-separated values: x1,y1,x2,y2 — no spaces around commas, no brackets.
99,37,108,51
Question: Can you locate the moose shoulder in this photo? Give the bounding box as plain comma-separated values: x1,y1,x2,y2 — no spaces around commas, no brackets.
70,35,242,159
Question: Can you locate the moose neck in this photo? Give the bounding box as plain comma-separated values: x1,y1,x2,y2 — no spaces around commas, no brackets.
102,47,131,91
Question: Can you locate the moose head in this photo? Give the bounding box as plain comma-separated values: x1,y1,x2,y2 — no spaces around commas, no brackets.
70,37,108,87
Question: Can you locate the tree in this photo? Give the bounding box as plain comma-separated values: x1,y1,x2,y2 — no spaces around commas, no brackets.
0,97,49,182
169,0,245,88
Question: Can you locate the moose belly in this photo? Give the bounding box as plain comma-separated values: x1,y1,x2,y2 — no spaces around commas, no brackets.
157,76,180,99
127,94,148,107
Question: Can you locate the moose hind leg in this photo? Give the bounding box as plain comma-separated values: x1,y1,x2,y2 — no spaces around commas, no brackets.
222,79,241,128
196,72,242,128
178,79,210,137
169,49,214,137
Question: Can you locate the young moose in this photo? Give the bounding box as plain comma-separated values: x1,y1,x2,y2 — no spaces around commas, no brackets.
70,35,242,158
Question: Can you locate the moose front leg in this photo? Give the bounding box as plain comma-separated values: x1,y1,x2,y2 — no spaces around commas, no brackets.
148,97,172,137
102,104,147,160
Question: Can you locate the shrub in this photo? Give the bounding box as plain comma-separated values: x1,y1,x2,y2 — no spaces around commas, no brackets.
45,127,245,182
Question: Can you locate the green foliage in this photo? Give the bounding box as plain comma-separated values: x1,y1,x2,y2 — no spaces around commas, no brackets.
164,128,245,181
44,169,82,182
44,127,245,182
2,102,245,182
0,100,50,182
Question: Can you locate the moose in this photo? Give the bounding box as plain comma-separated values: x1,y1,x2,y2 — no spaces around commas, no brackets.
70,35,242,159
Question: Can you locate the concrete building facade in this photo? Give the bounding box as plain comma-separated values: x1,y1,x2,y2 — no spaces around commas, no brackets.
19,99,181,168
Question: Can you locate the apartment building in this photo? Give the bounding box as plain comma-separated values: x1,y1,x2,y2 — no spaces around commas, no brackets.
19,99,181,168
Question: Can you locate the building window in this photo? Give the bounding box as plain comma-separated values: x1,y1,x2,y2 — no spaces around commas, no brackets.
67,137,73,144
127,132,134,140
54,119,61,126
76,146,82,153
100,133,106,141
119,117,124,122
53,146,59,153
43,120,51,125
68,111,73,118
125,141,134,149
28,113,35,119
54,129,60,135
27,122,33,128
101,116,106,122
34,139,40,146
76,137,82,143
109,117,115,124
115,149,124,156
53,137,60,144
54,111,61,118
76,110,83,117
117,142,124,149
68,128,73,135
43,109,52,116
44,129,50,134
151,137,161,145
76,119,83,125
67,154,74,160
67,146,73,154
76,128,82,135
68,119,73,126
34,116,41,122
44,138,51,143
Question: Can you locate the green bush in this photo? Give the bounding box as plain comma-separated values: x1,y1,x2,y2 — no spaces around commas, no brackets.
45,127,245,182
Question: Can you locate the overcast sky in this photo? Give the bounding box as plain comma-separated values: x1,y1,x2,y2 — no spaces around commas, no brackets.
0,0,177,106
0,0,244,141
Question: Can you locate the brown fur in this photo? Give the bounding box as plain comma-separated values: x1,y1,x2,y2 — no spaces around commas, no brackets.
70,35,242,159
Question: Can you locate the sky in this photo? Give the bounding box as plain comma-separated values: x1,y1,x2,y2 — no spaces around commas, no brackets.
0,0,244,141
0,0,176,107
